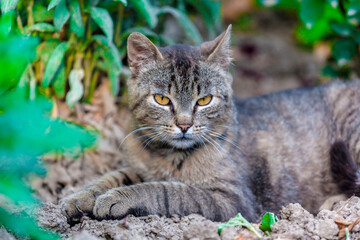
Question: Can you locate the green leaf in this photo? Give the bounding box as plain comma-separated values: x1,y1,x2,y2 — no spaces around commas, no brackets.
66,69,84,108
0,89,99,165
330,22,356,36
69,0,84,37
114,0,127,6
332,39,358,66
54,0,70,30
1,0,19,14
157,6,202,45
348,0,360,16
42,42,71,87
257,0,281,7
346,228,351,240
327,0,339,8
296,3,344,44
0,11,13,38
33,3,54,22
0,36,38,95
0,173,37,206
108,64,120,96
259,212,279,235
36,39,61,64
347,12,360,25
128,0,157,28
93,35,121,74
48,0,61,10
300,0,325,29
354,31,360,44
185,0,221,39
53,62,66,98
0,207,60,240
27,23,57,32
99,47,121,96
322,64,340,77
119,27,159,44
218,213,263,239
90,7,113,42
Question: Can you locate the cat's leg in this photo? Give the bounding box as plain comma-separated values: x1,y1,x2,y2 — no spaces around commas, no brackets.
92,181,247,222
59,168,141,224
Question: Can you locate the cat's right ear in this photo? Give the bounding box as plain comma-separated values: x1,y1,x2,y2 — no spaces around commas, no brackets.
127,32,163,73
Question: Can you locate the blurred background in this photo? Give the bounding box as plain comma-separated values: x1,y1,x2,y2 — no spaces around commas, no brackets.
1,0,360,239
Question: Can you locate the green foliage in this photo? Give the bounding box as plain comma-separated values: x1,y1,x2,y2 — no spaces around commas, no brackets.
0,15,99,239
218,213,263,239
257,0,360,79
259,212,279,235
0,0,221,107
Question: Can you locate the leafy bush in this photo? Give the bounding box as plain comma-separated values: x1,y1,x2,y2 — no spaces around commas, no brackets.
257,0,360,79
1,0,221,107
0,13,99,240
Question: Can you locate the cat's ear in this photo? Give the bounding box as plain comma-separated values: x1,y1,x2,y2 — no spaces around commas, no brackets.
127,32,163,72
200,25,232,69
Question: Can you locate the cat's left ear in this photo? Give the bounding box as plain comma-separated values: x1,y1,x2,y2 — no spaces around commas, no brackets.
200,25,232,69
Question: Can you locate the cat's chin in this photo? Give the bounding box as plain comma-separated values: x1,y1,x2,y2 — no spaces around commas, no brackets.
169,138,197,150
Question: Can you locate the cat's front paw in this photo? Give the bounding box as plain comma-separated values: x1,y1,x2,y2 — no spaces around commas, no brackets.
59,190,97,224
93,188,148,220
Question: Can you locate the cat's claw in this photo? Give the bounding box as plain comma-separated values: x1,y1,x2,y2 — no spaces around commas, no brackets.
59,190,96,224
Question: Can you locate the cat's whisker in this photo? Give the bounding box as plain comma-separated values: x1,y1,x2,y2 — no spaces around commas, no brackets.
197,135,213,158
142,132,162,148
120,127,155,146
201,134,223,156
206,128,243,153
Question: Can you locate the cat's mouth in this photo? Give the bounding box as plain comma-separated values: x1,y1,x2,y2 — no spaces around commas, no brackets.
171,136,196,149
174,136,193,142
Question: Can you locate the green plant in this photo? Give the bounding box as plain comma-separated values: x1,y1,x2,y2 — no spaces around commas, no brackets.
218,213,263,239
1,0,221,108
259,212,279,235
257,0,360,79
0,13,99,239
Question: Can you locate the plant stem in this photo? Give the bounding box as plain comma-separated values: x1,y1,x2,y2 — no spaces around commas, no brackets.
27,0,34,27
86,70,99,103
28,66,36,101
114,2,124,47
83,50,93,99
74,51,84,69
339,0,346,16
16,14,24,34
65,53,73,76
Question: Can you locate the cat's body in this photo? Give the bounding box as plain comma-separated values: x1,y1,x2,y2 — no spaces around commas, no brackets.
60,26,360,224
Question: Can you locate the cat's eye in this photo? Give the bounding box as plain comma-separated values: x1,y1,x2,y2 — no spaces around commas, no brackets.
154,95,170,105
197,96,212,106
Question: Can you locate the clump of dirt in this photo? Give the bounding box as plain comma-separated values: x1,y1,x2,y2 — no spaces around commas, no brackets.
35,197,360,239
272,197,360,240
37,202,255,240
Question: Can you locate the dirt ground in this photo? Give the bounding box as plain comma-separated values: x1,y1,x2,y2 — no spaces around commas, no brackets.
33,196,360,240
4,9,358,240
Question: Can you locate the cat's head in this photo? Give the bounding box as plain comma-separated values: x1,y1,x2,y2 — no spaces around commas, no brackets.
126,25,234,150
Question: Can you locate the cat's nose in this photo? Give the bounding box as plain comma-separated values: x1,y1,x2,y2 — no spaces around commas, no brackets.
177,123,192,133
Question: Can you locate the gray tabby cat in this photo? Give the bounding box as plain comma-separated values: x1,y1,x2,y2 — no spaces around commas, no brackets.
60,25,360,224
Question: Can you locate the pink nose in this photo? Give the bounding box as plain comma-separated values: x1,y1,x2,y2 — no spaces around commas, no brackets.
177,124,192,133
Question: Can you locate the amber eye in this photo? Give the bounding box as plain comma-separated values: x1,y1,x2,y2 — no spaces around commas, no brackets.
154,95,170,105
197,96,212,106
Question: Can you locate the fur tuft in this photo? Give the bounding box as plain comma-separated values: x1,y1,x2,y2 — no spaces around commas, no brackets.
330,141,360,196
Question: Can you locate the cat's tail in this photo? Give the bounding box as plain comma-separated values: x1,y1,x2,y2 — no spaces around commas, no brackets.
330,141,360,196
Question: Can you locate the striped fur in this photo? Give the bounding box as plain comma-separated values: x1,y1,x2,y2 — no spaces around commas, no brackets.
60,26,360,224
